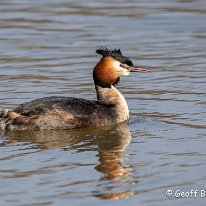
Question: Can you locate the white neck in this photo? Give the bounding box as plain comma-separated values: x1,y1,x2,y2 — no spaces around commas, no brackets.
95,85,129,123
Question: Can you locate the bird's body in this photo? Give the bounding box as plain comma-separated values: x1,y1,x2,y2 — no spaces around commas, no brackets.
0,47,147,132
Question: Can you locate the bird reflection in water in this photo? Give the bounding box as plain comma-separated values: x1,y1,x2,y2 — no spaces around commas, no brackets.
94,124,135,200
3,124,134,200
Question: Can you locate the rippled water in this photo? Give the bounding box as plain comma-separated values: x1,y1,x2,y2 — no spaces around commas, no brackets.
0,0,206,205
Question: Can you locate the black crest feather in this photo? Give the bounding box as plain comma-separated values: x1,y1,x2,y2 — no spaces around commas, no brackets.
96,47,134,66
96,47,122,57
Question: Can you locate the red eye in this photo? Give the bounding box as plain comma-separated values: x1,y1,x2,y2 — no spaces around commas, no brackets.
120,64,129,70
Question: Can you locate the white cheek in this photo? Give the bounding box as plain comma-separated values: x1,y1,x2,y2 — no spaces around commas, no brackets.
122,69,130,76
113,61,130,76
113,61,122,71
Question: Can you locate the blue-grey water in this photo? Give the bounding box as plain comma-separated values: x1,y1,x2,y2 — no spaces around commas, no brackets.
0,1,206,206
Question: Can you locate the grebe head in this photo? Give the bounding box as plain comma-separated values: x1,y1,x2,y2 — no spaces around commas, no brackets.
93,47,147,88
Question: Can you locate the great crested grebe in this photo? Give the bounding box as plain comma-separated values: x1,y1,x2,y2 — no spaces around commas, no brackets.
0,47,148,131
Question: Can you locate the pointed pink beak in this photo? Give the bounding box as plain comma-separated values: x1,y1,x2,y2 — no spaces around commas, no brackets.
129,67,149,72
120,63,150,72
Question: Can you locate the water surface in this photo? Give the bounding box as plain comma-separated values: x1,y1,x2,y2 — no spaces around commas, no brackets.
0,0,206,205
